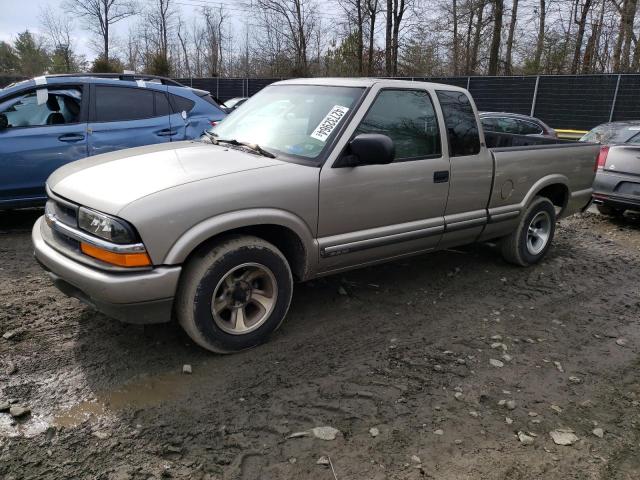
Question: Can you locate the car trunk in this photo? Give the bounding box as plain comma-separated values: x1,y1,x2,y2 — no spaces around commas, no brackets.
605,145,640,176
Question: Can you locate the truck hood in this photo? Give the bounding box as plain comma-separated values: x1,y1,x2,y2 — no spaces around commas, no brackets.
48,141,286,214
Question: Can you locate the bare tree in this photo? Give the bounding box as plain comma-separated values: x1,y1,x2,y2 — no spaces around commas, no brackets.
470,0,487,73
487,0,504,74
253,0,318,75
39,7,76,72
64,0,137,61
366,0,381,74
147,0,174,59
338,0,366,74
176,17,191,77
533,0,547,71
384,0,408,75
504,0,519,74
570,0,593,73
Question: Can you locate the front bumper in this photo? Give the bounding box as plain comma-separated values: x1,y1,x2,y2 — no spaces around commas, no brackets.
32,217,181,324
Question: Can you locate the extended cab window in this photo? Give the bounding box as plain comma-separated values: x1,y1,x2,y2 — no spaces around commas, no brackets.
0,87,82,128
354,89,441,160
436,90,481,157
95,86,154,122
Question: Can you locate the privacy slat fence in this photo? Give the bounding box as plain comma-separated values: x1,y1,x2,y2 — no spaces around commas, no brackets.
176,74,640,130
3,74,640,130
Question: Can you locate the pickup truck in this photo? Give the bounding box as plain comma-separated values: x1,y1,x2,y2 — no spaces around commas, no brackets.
33,78,599,353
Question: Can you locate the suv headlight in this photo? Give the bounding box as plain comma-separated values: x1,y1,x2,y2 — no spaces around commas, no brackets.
78,207,138,244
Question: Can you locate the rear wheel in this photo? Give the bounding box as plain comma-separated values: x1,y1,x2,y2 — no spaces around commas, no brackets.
596,204,625,217
176,235,293,353
501,196,556,266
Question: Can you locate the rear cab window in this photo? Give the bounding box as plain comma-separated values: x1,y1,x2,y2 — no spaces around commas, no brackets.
436,90,481,157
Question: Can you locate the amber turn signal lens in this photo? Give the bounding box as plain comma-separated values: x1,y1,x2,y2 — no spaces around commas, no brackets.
80,242,151,267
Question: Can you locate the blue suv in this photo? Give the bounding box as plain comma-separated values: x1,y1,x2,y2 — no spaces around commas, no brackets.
0,74,226,209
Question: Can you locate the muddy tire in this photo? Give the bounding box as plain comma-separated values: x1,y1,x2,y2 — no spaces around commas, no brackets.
501,196,556,267
176,235,293,353
596,204,625,217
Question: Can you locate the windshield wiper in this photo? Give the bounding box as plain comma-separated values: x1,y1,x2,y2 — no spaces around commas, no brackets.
203,131,275,159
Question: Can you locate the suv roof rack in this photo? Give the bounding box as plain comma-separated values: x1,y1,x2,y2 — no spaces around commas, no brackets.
43,73,185,87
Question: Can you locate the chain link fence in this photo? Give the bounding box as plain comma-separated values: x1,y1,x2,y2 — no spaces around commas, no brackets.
3,74,639,130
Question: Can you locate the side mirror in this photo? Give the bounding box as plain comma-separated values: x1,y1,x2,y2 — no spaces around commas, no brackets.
338,133,395,167
0,114,7,130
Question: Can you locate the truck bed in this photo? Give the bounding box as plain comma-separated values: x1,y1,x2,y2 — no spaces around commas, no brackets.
484,132,600,222
484,131,577,149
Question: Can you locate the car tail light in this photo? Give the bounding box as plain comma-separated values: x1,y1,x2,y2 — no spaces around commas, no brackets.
209,120,218,127
595,145,609,171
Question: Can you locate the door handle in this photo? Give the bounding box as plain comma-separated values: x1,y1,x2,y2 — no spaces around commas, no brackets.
58,134,85,143
433,171,449,183
156,129,177,137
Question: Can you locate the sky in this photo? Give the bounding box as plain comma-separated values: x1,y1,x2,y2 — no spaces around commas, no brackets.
2,0,96,59
0,0,346,63
0,0,246,61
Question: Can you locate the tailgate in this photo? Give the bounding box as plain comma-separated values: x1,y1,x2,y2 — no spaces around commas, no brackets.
605,145,640,176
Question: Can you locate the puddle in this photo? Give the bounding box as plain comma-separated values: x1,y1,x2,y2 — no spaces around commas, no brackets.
52,368,198,428
1,366,202,436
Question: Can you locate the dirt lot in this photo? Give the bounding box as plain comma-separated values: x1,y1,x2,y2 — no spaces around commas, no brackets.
1,208,640,480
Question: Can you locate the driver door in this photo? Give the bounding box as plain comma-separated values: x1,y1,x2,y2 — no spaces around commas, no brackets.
317,86,451,273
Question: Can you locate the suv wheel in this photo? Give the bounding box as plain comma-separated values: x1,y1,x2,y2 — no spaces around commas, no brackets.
501,196,556,266
176,235,293,353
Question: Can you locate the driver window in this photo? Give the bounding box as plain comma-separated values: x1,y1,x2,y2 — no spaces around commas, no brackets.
354,89,441,161
0,87,82,128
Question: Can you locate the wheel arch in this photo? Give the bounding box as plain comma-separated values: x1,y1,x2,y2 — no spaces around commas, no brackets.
524,175,570,215
164,208,317,281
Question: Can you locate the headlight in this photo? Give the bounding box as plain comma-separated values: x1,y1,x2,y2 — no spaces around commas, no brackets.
78,207,138,244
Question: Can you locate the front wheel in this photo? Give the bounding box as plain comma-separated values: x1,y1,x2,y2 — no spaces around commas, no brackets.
176,235,293,353
501,196,556,266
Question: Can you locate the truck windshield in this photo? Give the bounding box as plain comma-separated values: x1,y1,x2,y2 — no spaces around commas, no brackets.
207,85,365,162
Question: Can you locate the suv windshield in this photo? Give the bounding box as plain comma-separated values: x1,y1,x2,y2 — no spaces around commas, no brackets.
208,85,365,162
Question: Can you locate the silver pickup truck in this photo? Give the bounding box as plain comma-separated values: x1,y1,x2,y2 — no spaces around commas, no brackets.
33,78,599,353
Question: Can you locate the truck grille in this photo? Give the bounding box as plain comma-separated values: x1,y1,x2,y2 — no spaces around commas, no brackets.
45,198,81,252
46,198,78,227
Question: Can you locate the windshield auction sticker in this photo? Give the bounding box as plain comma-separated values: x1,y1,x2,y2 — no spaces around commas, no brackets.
310,105,350,142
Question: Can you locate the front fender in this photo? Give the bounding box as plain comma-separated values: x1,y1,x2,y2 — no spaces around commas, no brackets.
163,208,318,272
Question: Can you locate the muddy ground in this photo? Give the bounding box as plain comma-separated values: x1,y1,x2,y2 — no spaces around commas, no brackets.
1,208,640,480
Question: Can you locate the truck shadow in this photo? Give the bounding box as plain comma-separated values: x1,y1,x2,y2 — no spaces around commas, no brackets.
62,237,579,432
0,208,42,234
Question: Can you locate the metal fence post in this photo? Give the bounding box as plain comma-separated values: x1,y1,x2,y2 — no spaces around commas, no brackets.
609,74,622,122
530,76,540,117
466,76,471,90
216,77,219,99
